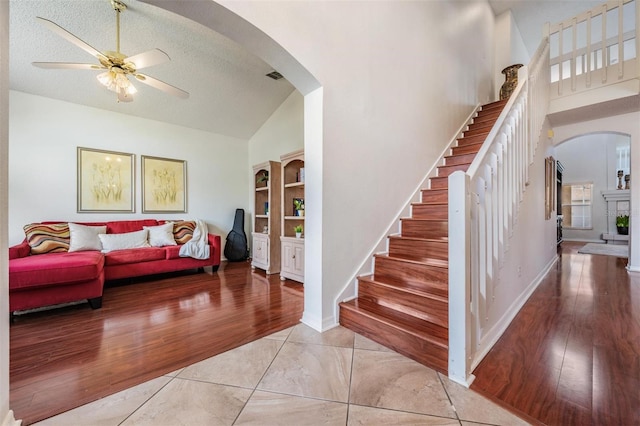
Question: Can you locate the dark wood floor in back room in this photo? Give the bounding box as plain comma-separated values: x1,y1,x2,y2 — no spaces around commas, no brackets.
9,261,304,425
471,242,640,426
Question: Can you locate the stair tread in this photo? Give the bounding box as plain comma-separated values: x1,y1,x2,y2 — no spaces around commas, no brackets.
445,152,476,159
389,234,447,244
359,274,449,304
374,253,448,270
386,254,448,269
463,129,491,136
400,218,448,222
438,162,472,169
341,298,448,347
412,201,448,206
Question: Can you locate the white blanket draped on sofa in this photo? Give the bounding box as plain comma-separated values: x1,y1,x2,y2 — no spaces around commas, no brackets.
179,219,210,260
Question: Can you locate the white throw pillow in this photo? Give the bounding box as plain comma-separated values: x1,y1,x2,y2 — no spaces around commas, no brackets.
68,223,107,252
99,229,150,253
144,223,177,247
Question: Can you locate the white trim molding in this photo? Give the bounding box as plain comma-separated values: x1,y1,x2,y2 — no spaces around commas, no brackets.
1,411,21,426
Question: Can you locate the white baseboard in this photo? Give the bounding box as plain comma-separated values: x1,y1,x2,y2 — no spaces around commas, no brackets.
1,410,21,426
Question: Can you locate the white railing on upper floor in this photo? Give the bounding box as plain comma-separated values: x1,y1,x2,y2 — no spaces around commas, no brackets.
447,37,550,386
547,0,638,98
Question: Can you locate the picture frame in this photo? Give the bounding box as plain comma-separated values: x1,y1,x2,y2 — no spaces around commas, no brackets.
77,147,135,213
141,155,187,213
544,156,556,220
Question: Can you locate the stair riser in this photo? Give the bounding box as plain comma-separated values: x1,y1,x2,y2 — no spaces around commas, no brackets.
452,143,482,156
358,281,448,329
412,203,448,219
463,127,491,138
400,220,448,240
374,256,448,295
457,133,489,146
429,177,448,190
444,153,476,166
388,238,448,263
466,122,494,133
437,163,470,178
420,189,447,204
473,110,502,124
339,305,448,374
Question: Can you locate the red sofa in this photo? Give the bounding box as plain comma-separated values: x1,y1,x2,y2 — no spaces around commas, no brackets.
8,219,221,313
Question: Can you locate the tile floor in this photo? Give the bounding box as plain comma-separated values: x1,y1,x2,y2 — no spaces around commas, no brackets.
34,324,530,426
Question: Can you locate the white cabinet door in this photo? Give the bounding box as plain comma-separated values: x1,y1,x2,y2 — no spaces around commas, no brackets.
281,241,295,274
292,243,304,276
252,234,269,269
280,238,304,283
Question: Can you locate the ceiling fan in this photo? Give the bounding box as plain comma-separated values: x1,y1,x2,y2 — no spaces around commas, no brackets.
32,0,189,102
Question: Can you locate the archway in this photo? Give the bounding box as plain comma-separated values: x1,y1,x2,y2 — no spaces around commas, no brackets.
139,0,325,329
555,132,631,246
553,112,640,271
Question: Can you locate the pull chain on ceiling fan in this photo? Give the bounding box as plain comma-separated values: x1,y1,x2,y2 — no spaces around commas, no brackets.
32,0,189,103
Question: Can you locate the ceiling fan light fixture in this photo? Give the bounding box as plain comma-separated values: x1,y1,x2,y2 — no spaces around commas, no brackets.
34,1,188,101
97,69,136,96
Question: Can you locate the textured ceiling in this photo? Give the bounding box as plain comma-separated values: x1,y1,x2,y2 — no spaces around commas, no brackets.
9,0,295,139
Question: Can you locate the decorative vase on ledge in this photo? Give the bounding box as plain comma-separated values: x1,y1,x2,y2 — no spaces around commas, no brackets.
499,64,523,100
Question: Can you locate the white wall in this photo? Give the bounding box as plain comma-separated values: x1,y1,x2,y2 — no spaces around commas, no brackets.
248,90,303,168
219,0,496,329
247,90,304,234
8,91,250,249
553,111,640,270
494,10,530,100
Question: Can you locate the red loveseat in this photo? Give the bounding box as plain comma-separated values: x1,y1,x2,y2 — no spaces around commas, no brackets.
8,219,221,313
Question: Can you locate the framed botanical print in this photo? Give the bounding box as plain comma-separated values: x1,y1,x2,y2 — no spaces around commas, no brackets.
141,155,187,213
77,147,135,213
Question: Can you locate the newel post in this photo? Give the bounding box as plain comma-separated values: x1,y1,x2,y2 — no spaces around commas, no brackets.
448,171,472,386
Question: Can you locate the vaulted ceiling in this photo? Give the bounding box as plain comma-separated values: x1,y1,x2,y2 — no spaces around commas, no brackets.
9,0,295,139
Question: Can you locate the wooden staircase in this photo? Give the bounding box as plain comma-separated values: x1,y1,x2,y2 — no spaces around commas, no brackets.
339,99,508,374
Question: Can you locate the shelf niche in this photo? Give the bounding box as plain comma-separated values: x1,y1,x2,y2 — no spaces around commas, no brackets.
251,161,281,274
280,149,305,283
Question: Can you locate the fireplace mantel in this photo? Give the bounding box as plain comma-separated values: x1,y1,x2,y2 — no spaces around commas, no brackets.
602,189,630,244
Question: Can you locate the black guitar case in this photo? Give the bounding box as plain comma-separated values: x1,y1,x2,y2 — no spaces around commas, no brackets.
224,209,248,262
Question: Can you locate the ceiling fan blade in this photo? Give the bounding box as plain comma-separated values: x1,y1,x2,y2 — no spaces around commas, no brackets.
32,62,105,70
125,49,170,70
134,73,189,99
36,17,108,62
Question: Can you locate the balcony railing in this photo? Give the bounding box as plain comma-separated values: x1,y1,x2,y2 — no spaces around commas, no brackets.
547,0,638,98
